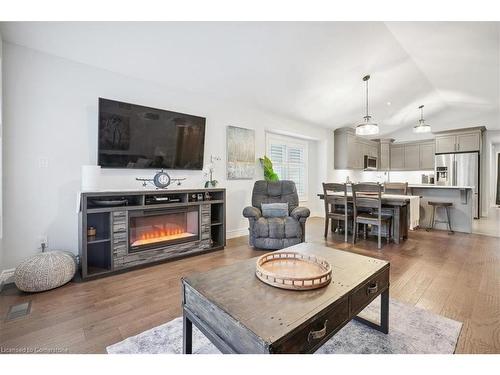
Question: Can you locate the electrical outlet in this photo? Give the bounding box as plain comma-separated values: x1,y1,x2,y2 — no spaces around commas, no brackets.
38,157,49,169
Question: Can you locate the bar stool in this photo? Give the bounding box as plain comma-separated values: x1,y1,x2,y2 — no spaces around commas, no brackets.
322,183,352,242
426,201,454,234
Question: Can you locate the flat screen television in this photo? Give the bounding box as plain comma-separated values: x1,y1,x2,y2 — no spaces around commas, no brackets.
98,98,206,170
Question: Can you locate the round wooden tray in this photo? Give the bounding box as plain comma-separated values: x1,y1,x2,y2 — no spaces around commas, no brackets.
255,251,332,291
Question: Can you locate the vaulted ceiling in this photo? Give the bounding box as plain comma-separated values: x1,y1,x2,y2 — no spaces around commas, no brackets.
1,21,499,136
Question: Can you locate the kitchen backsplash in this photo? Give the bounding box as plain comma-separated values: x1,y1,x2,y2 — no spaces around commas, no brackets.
331,170,433,184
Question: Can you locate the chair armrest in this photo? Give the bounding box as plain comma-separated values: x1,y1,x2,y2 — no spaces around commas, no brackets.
243,206,262,219
291,206,311,220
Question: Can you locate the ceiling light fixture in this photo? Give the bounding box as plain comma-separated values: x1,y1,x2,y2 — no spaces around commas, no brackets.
413,104,432,133
355,75,379,136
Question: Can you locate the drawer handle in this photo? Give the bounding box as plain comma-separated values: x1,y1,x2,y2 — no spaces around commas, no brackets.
308,319,328,343
366,282,378,295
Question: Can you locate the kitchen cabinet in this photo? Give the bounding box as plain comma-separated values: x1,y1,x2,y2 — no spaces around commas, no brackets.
363,142,378,158
404,144,420,170
390,144,405,170
334,127,438,171
456,133,480,152
434,127,483,153
334,128,378,170
347,134,362,169
435,135,457,154
419,142,435,170
390,140,434,171
379,140,392,171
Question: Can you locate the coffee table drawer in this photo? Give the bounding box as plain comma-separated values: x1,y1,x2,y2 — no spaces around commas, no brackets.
351,268,389,314
272,297,349,353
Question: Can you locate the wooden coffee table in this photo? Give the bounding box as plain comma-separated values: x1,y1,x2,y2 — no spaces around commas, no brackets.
181,243,389,354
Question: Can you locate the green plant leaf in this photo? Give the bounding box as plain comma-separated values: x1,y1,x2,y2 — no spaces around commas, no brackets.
259,155,279,182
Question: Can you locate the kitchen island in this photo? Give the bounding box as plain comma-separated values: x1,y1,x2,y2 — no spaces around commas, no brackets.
408,184,474,233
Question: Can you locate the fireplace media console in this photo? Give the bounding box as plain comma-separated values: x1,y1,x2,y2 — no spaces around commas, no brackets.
78,188,226,280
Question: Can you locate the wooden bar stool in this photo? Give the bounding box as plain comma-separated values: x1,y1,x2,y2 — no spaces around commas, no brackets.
352,182,392,249
426,201,454,234
322,183,352,242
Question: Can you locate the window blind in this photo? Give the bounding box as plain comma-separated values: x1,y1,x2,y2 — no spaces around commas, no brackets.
266,133,308,200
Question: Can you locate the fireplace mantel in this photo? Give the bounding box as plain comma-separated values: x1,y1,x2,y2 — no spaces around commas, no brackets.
78,188,226,280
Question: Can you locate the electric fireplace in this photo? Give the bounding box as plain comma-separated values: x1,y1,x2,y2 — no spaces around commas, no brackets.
129,207,199,252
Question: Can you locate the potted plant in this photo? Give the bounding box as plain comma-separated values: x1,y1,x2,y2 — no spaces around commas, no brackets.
204,155,221,188
259,156,279,181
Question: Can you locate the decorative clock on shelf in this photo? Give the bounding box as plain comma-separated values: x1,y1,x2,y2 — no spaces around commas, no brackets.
153,171,171,188
136,170,186,189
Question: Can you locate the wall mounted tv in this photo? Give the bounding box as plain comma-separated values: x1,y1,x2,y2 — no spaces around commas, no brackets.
98,98,206,170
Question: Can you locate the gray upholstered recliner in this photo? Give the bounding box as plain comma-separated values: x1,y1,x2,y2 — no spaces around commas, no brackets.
243,180,310,250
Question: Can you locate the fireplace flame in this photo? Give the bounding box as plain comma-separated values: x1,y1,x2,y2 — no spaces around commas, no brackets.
131,225,196,247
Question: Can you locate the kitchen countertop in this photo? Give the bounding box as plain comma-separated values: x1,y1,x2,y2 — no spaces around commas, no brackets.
408,184,474,190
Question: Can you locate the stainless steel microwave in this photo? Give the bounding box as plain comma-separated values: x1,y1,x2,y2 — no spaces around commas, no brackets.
364,155,378,170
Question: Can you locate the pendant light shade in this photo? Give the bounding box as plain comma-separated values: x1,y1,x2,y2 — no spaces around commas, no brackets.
356,75,379,136
413,105,431,133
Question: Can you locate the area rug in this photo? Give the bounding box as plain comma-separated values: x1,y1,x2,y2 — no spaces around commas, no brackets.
107,297,462,354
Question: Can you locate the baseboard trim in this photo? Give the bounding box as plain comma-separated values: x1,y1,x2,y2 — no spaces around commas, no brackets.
226,227,248,239
0,268,16,291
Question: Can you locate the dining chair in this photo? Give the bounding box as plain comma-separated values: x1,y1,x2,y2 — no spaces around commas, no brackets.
352,182,392,249
322,183,352,242
384,182,408,195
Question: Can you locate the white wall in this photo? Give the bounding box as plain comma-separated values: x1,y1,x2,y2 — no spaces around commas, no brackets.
2,42,333,270
0,34,3,272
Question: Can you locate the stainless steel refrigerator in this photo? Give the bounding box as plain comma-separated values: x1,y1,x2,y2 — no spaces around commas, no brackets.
435,152,480,218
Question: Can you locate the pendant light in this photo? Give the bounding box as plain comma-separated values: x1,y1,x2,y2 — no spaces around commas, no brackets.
413,104,431,133
355,75,379,136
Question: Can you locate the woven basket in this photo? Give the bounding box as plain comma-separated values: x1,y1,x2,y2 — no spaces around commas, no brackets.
14,251,77,292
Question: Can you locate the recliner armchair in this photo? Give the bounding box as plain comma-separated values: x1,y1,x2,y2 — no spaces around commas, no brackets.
243,180,310,250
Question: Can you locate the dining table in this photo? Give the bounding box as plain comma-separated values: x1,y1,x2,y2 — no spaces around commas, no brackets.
317,192,418,244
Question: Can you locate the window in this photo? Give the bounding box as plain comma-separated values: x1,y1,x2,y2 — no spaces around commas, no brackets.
266,133,308,200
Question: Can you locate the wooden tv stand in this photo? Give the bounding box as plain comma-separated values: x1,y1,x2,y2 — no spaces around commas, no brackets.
78,188,226,280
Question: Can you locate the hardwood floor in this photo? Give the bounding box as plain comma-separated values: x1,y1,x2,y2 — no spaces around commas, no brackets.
1,217,499,353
